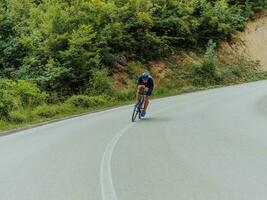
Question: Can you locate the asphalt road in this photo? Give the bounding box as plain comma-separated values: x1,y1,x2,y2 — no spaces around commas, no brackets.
1,81,267,200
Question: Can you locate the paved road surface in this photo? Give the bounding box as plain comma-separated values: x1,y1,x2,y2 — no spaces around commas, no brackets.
1,81,267,200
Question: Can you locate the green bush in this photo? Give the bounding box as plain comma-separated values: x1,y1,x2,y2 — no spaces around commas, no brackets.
0,79,15,90
226,67,242,77
188,60,219,86
220,57,262,83
8,111,29,123
0,93,16,119
33,103,75,119
13,80,48,107
153,87,170,96
66,95,93,108
0,79,49,119
187,40,222,86
86,69,113,96
0,79,17,119
200,0,246,40
255,72,267,80
114,88,136,101
66,95,110,108
34,104,60,118
221,66,242,83
56,103,74,114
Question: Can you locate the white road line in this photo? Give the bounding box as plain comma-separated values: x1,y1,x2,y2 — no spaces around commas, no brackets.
100,100,194,200
100,124,134,200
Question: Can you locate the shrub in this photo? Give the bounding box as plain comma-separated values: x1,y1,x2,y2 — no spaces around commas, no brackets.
13,80,48,107
0,79,17,119
86,69,113,96
57,103,74,114
221,66,242,83
0,79,15,90
0,79,49,119
0,93,16,119
188,59,218,86
66,95,110,108
187,40,221,86
8,111,29,123
153,87,170,96
227,66,242,77
34,104,60,118
114,88,136,101
66,95,93,108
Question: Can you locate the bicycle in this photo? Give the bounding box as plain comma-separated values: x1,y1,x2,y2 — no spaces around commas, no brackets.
132,87,146,122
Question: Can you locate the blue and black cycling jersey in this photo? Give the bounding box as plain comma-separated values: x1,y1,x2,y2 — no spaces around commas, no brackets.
138,76,154,96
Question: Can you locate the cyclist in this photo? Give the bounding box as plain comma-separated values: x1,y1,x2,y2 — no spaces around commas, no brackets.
136,72,154,117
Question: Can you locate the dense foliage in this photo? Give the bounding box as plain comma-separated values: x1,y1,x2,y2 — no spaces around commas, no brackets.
0,0,267,128
0,0,266,95
0,79,47,119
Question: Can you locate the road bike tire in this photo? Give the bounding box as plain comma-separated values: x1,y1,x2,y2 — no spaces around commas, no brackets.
138,96,144,120
132,92,145,122
132,103,139,122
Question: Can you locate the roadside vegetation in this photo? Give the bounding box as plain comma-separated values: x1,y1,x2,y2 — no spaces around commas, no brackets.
1,0,267,131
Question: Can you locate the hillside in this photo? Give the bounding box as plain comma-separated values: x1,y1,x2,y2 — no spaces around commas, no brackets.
113,12,267,93
224,12,267,70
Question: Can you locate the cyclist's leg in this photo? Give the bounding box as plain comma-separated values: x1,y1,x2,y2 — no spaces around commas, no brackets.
135,90,139,101
144,90,152,112
136,85,144,100
135,86,140,100
144,96,149,112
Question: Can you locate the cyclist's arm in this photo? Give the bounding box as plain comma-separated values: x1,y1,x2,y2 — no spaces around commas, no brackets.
137,77,147,89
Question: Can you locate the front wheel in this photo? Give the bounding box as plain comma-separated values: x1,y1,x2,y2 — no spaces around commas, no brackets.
132,104,139,122
138,97,144,119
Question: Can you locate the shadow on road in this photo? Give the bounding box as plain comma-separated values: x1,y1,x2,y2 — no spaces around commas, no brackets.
136,116,172,123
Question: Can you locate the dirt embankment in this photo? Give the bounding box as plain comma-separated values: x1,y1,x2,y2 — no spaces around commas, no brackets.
227,12,267,70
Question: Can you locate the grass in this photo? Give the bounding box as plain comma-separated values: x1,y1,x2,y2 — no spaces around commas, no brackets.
0,100,134,133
